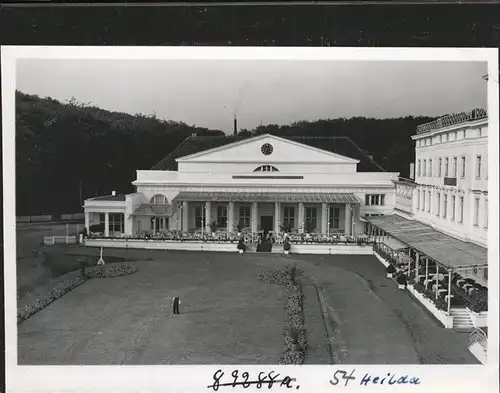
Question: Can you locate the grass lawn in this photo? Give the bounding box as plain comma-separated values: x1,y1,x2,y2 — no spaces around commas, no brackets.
18,252,285,364
17,244,479,365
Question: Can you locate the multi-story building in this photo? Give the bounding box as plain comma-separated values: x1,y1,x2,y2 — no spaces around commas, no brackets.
412,108,488,249
391,108,488,287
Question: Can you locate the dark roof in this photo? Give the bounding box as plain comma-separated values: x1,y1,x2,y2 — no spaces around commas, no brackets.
89,194,126,202
151,135,386,172
366,215,487,270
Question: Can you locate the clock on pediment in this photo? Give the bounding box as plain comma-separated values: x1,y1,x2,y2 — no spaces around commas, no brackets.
261,143,274,155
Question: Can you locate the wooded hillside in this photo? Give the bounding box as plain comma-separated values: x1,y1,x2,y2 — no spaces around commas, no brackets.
15,91,434,215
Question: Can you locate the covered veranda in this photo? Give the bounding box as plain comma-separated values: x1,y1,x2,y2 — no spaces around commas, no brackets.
171,191,361,237
366,215,488,314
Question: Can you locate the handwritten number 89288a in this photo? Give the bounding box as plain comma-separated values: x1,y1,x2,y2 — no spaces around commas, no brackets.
207,369,298,390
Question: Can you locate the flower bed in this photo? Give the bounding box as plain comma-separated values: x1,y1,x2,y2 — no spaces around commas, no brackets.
86,262,138,278
256,265,307,365
17,275,88,324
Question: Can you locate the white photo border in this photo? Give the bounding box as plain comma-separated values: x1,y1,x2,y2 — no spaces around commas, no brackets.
2,46,499,393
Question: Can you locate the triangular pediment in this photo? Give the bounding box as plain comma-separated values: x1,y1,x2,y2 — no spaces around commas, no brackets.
176,134,359,164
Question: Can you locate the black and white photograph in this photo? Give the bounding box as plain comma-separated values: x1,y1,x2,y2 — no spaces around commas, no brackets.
2,46,498,391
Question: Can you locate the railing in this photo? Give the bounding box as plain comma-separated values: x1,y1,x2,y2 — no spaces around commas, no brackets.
416,108,487,135
444,177,457,186
43,235,78,245
469,327,487,353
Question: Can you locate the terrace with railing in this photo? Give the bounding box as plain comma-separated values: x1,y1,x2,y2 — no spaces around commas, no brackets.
416,108,487,135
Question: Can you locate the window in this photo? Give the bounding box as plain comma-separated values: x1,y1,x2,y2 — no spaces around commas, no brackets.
427,191,431,212
451,196,456,221
437,193,441,216
478,128,482,137
329,207,340,229
439,134,443,143
150,194,168,204
217,205,228,228
429,159,433,177
463,130,466,139
444,158,449,177
473,198,479,226
195,205,204,229
283,206,295,230
483,268,488,280
476,155,481,179
423,191,426,212
109,213,124,234
454,131,458,140
99,213,105,223
453,157,457,178
445,133,449,142
417,190,420,210
418,159,421,176
438,158,442,177
366,194,385,206
484,199,488,229
305,207,317,233
423,159,427,176
461,156,466,178
443,194,448,218
239,206,251,228
459,196,464,223
254,165,279,172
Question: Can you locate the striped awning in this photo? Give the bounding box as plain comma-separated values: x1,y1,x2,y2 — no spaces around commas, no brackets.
173,191,360,204
131,203,173,216
366,215,488,269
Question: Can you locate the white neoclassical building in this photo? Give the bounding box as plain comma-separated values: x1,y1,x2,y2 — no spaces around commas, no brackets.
84,133,399,241
368,108,488,287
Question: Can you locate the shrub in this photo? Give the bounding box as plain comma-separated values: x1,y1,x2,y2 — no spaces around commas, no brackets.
396,273,407,285
17,275,88,324
386,264,396,274
469,289,488,312
283,241,291,251
237,241,246,251
255,268,290,286
86,262,138,278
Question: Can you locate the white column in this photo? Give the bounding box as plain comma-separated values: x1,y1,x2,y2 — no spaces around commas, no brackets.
205,201,212,233
321,203,328,234
274,201,280,232
344,204,351,236
182,201,189,232
252,202,258,233
447,270,452,314
104,212,109,237
228,202,234,233
351,204,356,235
85,212,90,234
298,202,304,233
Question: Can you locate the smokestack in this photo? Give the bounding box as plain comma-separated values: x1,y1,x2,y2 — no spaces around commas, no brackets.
233,114,238,136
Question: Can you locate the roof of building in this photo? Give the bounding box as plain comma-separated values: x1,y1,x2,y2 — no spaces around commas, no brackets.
416,108,487,135
173,191,360,204
150,135,386,172
88,194,127,202
366,214,488,270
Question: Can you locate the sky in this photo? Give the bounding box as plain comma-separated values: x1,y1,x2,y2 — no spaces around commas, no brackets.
17,59,487,133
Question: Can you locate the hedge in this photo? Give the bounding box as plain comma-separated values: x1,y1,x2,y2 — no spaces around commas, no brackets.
256,266,307,365
85,262,138,278
17,275,88,324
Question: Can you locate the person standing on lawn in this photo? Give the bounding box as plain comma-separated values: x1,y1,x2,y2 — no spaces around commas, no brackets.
172,295,181,315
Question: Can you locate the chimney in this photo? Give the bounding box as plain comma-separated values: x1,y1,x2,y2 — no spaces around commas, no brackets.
233,114,238,136
112,190,116,196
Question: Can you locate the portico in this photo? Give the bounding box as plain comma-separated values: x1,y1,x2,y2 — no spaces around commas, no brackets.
171,191,359,236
